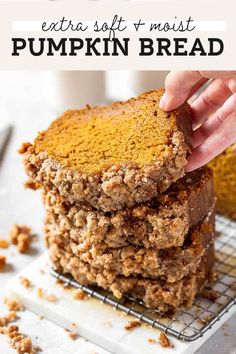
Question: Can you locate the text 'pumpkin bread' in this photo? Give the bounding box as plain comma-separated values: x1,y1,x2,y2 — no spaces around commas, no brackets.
22,89,192,212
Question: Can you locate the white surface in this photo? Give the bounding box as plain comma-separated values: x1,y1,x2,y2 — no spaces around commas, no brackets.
0,71,236,353
7,253,236,354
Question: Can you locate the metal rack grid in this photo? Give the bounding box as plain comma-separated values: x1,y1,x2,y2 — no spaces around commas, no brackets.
51,214,236,342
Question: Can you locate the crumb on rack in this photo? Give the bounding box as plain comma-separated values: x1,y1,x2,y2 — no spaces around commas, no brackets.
159,332,171,348
9,224,32,254
0,255,6,271
55,278,72,290
0,239,9,249
124,320,141,331
204,314,213,322
73,289,86,300
19,276,33,289
201,288,219,301
0,311,17,327
4,298,24,312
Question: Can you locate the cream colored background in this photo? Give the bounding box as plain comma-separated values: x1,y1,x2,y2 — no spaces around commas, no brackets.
0,0,235,70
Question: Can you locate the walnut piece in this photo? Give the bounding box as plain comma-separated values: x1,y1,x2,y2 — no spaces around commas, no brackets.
19,276,33,289
6,324,41,354
124,320,141,331
9,224,32,253
4,298,24,312
159,332,171,348
0,311,17,327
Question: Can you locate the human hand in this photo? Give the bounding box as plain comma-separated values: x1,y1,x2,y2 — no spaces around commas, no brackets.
159,71,236,171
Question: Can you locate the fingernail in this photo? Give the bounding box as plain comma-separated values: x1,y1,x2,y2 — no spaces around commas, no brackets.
159,93,168,110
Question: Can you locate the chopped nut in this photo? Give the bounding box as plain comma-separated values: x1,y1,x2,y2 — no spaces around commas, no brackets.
68,331,78,340
124,320,141,331
4,298,24,312
9,224,32,253
148,338,156,344
18,142,32,154
0,239,9,249
0,311,17,327
19,276,32,289
159,332,171,348
6,325,42,353
0,255,6,271
7,325,19,333
73,289,86,300
37,316,44,321
18,233,30,253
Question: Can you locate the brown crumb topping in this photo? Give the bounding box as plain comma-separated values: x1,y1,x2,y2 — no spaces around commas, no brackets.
19,276,33,289
18,142,32,155
124,320,141,331
0,255,6,271
4,298,24,312
159,332,171,348
0,239,9,249
6,324,41,353
201,289,219,301
73,289,86,300
0,311,17,327
9,224,32,254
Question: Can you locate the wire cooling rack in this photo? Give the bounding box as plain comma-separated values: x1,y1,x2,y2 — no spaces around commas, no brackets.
51,214,236,342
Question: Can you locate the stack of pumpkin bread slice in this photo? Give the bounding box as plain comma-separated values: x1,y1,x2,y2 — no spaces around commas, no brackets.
21,89,215,312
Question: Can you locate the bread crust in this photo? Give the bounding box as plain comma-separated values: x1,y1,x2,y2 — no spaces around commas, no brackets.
22,90,192,212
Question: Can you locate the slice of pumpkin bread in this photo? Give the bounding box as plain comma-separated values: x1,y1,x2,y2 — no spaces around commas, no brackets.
43,167,214,249
22,89,192,212
48,223,215,312
208,143,236,220
45,211,215,283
